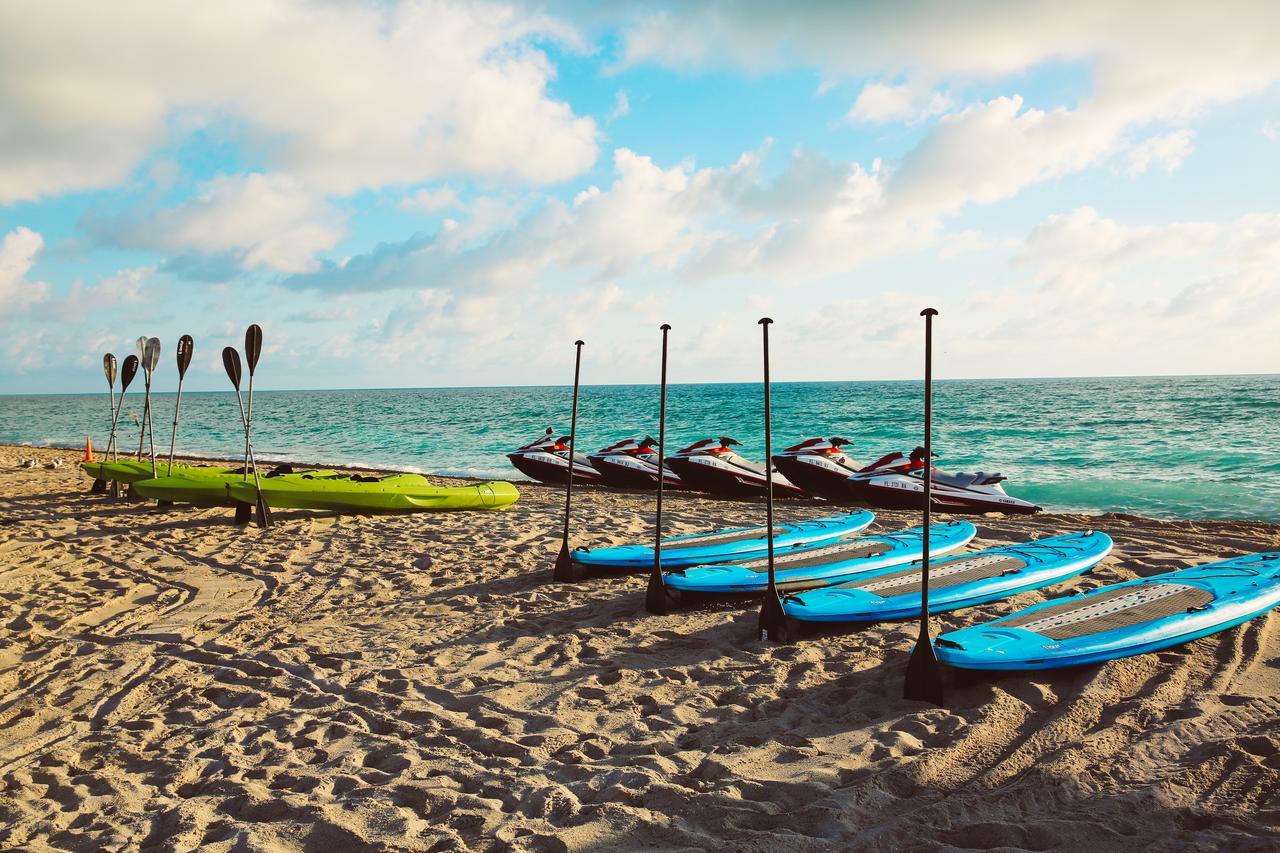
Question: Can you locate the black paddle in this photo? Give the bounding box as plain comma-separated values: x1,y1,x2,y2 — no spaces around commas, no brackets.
223,345,271,528
167,335,194,476
904,307,945,706
645,323,672,614
552,340,585,582
107,355,139,498
91,353,118,494
244,325,272,528
756,318,789,643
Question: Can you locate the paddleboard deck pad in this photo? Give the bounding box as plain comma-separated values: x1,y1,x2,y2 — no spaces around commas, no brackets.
784,530,1113,622
663,521,977,594
570,510,876,570
935,551,1280,670
227,473,520,512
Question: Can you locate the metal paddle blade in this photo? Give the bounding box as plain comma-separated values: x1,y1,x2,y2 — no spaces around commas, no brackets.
245,324,263,374
144,337,161,373
222,346,242,389
904,631,945,705
120,355,139,392
103,353,117,387
136,336,147,360
176,334,194,378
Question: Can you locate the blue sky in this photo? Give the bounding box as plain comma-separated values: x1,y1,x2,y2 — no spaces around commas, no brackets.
2,1,1279,394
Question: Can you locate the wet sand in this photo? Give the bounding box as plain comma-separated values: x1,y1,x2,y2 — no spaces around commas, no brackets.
1,442,1278,851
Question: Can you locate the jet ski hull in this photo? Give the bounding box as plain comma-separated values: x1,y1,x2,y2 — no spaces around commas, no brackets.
506,451,603,486
588,453,684,489
665,454,806,499
850,474,1040,515
771,453,862,502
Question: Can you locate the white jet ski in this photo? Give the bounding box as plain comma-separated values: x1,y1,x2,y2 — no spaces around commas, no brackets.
588,437,685,489
847,446,1041,515
506,428,604,486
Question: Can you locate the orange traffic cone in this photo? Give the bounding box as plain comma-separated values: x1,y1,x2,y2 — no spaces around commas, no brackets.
84,435,94,462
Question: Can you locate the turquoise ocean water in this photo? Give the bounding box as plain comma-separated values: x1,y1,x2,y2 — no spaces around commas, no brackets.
2,375,1278,521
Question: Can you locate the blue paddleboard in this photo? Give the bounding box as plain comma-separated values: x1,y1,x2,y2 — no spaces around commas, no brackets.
570,510,875,570
935,551,1280,670
662,521,977,594
784,531,1112,623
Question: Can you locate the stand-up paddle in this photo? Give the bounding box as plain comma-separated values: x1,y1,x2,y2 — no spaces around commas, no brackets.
552,340,585,582
756,318,789,643
91,354,118,494
243,325,272,528
904,307,944,706
167,335,194,476
645,324,672,614
223,345,271,528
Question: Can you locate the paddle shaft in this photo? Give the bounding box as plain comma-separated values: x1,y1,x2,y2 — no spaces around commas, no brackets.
106,385,117,460
561,341,584,545
167,374,185,476
654,325,670,571
920,311,933,633
231,384,265,493
762,320,777,591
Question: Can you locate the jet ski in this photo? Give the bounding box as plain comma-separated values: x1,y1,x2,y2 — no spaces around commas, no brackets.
506,428,604,486
771,437,863,501
664,438,806,499
588,437,685,489
847,446,1041,515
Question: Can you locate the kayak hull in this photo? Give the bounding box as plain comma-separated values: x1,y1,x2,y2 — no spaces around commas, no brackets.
227,474,520,512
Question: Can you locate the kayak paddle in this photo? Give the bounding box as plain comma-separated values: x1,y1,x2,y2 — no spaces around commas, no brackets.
244,324,272,528
756,317,789,643
92,353,117,494
222,345,270,527
552,339,585,582
105,355,140,497
904,308,944,706
134,337,149,461
166,334,194,476
141,337,161,476
645,323,672,614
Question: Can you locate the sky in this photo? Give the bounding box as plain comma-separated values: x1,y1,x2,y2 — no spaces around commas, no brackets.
2,0,1279,394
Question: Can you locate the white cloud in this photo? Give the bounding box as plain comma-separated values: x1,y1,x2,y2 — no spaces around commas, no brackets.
1263,121,1280,141
609,90,632,121
93,173,346,274
617,2,1280,214
0,227,51,311
0,0,598,203
1123,129,1196,176
847,82,950,124
400,187,463,214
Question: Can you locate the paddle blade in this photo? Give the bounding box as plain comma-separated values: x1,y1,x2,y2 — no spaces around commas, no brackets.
222,346,242,389
135,336,147,360
903,632,945,706
245,324,263,374
644,565,670,615
176,334,194,378
103,354,117,388
255,489,273,529
143,337,160,373
552,542,578,582
757,590,791,643
120,355,139,391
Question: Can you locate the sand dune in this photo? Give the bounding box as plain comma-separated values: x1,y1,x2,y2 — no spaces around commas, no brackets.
1,443,1278,851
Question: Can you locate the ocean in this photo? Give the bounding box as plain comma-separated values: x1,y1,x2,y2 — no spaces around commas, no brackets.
2,375,1278,522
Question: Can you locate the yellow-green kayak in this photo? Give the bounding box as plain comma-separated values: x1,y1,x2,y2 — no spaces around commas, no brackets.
226,472,520,513
82,460,240,485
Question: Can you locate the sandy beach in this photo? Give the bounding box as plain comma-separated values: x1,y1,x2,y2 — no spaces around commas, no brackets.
2,442,1279,851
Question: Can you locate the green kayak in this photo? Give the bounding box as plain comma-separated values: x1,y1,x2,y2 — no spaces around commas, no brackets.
81,459,230,485
226,472,520,513
132,468,341,507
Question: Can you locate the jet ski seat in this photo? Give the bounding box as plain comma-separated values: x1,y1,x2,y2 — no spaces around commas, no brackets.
930,470,1005,488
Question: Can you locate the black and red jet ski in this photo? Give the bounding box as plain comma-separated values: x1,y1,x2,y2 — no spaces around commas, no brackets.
588,437,685,489
664,437,806,499
771,437,866,501
507,428,604,486
847,446,1041,515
